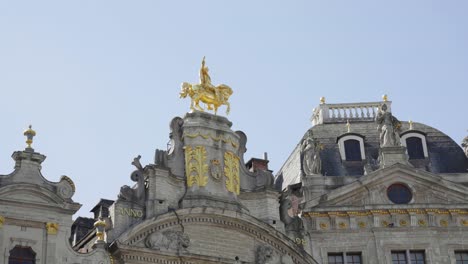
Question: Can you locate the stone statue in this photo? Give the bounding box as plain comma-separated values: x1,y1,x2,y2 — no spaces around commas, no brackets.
145,230,190,251
462,136,468,158
375,104,402,147
279,184,305,243
180,57,233,115
300,132,322,175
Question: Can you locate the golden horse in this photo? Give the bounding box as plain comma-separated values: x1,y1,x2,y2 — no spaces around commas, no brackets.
180,82,233,115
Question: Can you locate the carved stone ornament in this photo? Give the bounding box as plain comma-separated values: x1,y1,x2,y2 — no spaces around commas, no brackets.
46,222,59,235
57,175,75,199
255,244,294,264
462,136,468,158
118,155,146,204
185,146,209,187
145,230,190,251
300,131,322,176
224,151,240,194
210,159,222,180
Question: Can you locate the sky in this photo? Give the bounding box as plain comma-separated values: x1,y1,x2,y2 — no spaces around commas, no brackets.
0,1,467,219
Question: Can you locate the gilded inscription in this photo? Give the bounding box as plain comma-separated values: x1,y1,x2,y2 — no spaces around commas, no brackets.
224,151,240,194
185,146,209,187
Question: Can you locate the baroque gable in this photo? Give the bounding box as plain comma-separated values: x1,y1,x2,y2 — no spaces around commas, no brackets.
112,207,317,264
305,163,468,210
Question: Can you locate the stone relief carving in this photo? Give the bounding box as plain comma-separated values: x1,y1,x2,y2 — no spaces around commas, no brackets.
118,155,146,204
462,136,468,158
375,104,402,147
166,117,185,177
57,175,76,199
209,159,222,181
279,184,305,241
145,230,190,251
300,131,322,176
255,245,294,264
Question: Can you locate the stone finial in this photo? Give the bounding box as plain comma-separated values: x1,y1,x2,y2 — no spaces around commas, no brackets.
23,125,36,149
408,120,413,130
320,97,326,104
382,94,388,102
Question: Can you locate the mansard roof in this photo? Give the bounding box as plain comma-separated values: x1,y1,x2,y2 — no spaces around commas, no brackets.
277,100,468,187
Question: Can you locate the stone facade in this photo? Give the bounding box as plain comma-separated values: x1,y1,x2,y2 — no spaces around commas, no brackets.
2,97,468,264
0,144,111,263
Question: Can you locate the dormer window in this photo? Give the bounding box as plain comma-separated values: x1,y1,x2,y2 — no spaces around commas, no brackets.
337,134,365,161
400,131,428,159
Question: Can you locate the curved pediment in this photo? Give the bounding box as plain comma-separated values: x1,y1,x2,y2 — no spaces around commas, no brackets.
113,207,317,264
0,183,65,206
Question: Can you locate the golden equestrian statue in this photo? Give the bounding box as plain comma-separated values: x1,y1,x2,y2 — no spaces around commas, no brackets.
180,57,233,115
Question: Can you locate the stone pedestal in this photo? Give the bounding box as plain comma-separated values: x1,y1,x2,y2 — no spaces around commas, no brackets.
181,111,244,211
379,146,410,168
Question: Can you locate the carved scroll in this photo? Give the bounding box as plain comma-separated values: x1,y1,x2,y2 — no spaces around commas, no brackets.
185,146,209,187
224,151,240,194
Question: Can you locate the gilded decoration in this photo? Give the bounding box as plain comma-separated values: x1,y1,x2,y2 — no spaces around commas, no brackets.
440,219,449,227
0,216,4,228
338,222,347,229
319,222,328,230
461,219,468,226
399,220,408,227
46,222,59,235
183,132,238,148
381,220,389,227
210,159,222,181
418,219,427,227
185,146,209,187
305,209,456,218
224,151,240,194
358,221,367,228
180,57,233,115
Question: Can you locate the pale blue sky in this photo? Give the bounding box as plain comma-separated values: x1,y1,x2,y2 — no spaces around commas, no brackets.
1,1,467,218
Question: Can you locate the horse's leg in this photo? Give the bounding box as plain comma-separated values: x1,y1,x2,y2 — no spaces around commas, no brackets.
195,99,204,111
225,102,231,115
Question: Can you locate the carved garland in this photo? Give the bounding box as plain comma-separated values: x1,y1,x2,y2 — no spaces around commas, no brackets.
224,151,240,195
185,146,209,187
183,132,238,148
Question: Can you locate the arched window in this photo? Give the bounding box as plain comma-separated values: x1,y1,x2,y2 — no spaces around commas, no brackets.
400,131,428,159
337,134,365,161
9,246,36,264
344,139,362,161
406,137,425,159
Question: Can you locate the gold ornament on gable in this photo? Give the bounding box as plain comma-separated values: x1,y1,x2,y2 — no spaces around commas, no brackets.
185,146,209,187
224,151,240,195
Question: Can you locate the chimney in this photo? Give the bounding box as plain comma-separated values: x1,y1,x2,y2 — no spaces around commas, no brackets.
246,152,270,172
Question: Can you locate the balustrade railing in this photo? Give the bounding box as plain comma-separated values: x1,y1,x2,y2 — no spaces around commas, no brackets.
311,101,391,125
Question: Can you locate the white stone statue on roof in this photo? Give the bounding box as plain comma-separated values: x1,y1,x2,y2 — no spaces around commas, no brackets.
375,104,402,147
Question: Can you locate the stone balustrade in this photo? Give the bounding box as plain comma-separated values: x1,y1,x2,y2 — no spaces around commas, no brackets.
311,101,391,125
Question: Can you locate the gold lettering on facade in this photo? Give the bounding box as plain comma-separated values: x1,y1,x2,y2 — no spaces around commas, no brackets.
185,146,208,187
224,151,240,195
